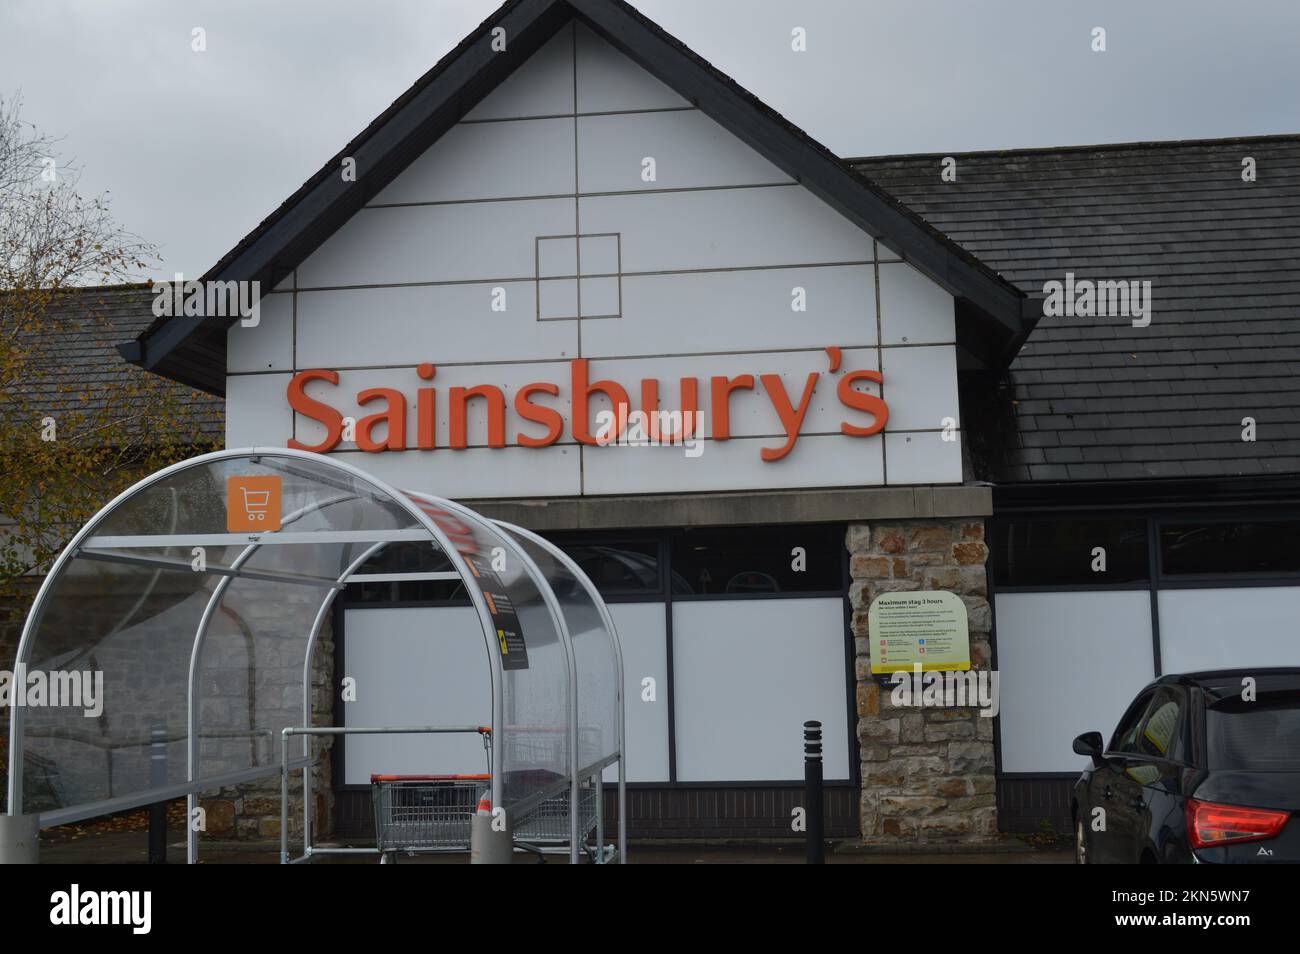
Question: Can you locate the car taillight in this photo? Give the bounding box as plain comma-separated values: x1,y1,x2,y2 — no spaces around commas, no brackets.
1186,798,1290,848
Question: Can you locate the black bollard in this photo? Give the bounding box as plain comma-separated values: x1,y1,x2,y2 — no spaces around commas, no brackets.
148,723,167,864
804,720,824,864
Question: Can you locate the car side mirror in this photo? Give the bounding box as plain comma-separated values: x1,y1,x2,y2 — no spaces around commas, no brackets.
1073,731,1105,764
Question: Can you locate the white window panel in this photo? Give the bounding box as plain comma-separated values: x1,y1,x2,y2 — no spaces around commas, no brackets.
342,607,491,784
995,591,1155,773
604,602,670,783
1159,587,1300,673
671,598,849,782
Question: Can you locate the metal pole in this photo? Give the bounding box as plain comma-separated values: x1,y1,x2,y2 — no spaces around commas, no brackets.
804,720,824,864
280,729,290,865
148,723,168,863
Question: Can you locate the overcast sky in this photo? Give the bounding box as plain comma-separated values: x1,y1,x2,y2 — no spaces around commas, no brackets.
3,0,1298,279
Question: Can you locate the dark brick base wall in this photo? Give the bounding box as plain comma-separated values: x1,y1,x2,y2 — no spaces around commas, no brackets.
995,776,1074,834
334,784,859,841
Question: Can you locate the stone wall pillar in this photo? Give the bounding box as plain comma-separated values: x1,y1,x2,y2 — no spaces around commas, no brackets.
199,613,336,844
848,519,997,845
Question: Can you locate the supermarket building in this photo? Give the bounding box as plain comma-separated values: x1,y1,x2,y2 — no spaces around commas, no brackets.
122,0,1300,842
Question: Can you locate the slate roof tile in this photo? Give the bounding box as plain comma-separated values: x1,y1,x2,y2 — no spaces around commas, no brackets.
852,134,1300,483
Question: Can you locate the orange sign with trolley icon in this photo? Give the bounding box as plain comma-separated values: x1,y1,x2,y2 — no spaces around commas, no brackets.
226,476,282,532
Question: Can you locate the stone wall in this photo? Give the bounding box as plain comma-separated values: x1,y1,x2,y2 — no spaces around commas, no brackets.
848,519,997,844
199,613,336,844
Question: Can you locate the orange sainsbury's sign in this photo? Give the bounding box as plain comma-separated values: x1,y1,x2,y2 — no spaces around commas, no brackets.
287,348,888,463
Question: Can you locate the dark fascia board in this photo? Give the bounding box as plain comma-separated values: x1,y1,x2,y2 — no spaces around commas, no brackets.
993,474,1300,512
125,0,1029,395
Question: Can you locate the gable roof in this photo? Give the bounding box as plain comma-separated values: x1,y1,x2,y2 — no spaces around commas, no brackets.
851,134,1300,485
123,0,1030,396
3,285,222,439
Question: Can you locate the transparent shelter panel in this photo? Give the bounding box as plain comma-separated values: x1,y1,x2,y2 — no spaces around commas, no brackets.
237,539,361,585
75,545,248,576
18,556,218,814
404,494,571,810
196,574,334,779
506,530,619,772
90,454,422,540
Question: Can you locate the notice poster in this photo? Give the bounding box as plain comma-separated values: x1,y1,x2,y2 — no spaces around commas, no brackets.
465,553,530,670
868,591,970,674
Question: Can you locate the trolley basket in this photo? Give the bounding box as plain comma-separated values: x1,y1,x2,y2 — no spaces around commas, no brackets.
370,773,489,858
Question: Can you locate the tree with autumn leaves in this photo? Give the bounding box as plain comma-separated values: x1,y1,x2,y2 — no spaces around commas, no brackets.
0,92,220,642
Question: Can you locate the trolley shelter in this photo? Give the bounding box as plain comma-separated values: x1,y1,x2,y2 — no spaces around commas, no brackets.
4,448,627,863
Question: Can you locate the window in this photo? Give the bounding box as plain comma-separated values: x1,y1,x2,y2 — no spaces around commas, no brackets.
1160,520,1300,576
668,524,842,597
1110,691,1156,755
991,517,1148,587
548,539,663,598
1136,688,1183,761
342,542,468,604
1207,692,1300,771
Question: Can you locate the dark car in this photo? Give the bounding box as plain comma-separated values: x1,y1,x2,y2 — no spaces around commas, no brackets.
1072,668,1300,863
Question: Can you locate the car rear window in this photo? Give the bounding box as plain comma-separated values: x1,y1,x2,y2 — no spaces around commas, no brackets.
1206,693,1300,771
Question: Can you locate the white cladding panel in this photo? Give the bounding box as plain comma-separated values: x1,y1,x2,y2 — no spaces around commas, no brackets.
465,29,575,120
371,117,576,205
227,21,963,493
296,284,579,368
879,262,957,346
604,602,670,783
994,591,1156,773
341,607,491,784
227,292,292,373
1158,588,1300,673
671,598,849,781
327,445,580,499
298,198,574,288
577,110,791,193
583,434,884,495
885,431,962,485
574,22,689,113
584,266,878,358
226,372,293,447
880,345,959,431
579,186,871,273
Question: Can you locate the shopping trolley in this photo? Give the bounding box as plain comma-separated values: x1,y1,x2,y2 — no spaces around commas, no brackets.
240,486,272,522
370,773,489,862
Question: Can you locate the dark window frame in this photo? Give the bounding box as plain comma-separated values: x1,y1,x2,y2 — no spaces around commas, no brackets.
332,522,858,797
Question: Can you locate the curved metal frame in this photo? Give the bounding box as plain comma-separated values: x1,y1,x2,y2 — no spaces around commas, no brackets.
3,447,627,865
494,520,629,864
414,493,584,864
